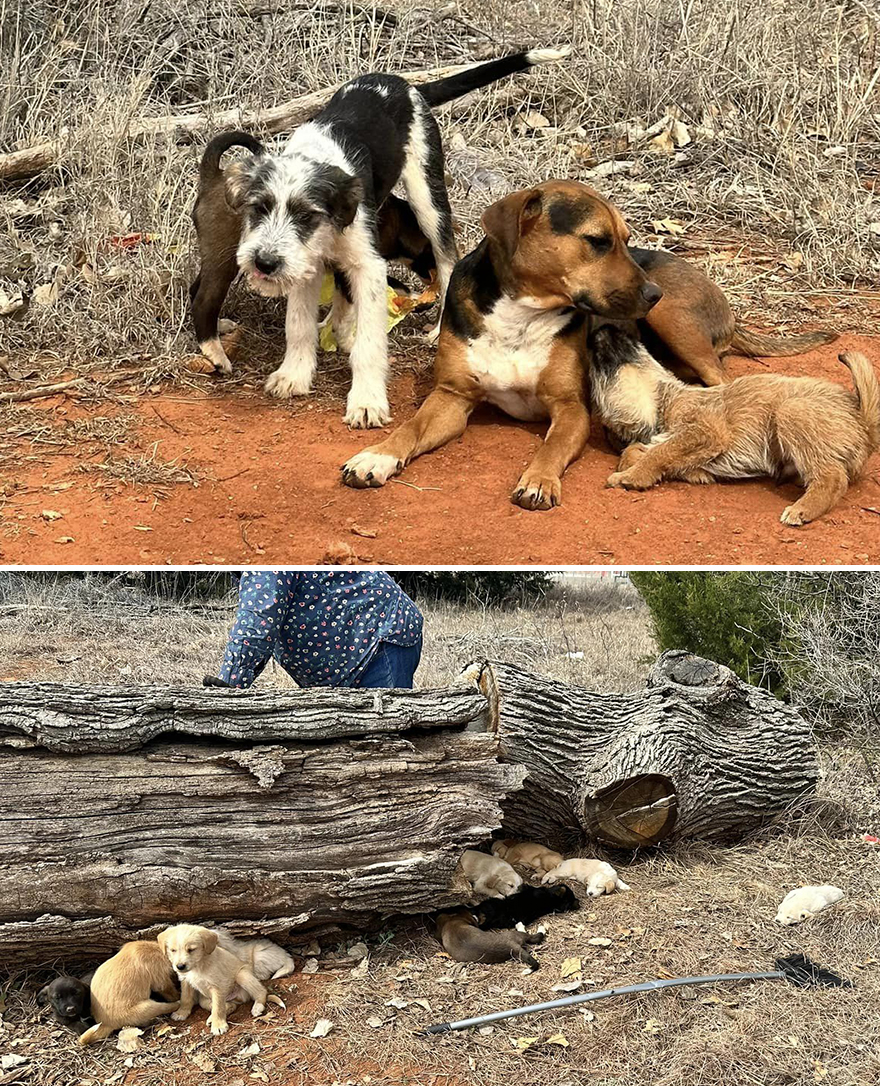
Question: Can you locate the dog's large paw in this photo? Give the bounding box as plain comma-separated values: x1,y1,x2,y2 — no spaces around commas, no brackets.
200,339,233,376
207,1015,228,1035
780,504,808,527
264,368,312,399
606,469,653,490
251,1002,266,1018
341,449,401,489
511,473,562,511
344,396,391,429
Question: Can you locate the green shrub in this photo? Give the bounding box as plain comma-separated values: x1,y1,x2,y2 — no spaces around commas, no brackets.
630,572,786,692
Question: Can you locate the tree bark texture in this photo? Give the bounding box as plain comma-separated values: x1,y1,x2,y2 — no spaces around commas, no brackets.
474,651,818,850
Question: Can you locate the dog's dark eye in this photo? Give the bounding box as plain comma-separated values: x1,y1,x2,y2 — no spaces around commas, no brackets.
582,234,612,253
249,197,276,219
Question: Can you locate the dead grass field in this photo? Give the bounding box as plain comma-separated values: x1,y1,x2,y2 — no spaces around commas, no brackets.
1,574,879,1086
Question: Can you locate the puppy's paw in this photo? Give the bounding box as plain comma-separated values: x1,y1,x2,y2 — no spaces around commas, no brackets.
341,449,401,489
344,395,391,430
171,1008,191,1022
511,473,562,511
264,367,312,399
251,1002,266,1017
780,504,808,527
606,469,653,491
207,1015,228,1035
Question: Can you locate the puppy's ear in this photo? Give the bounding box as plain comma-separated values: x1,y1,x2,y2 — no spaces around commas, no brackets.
201,929,219,955
156,928,169,952
224,161,253,212
318,167,364,230
36,984,51,1006
481,188,543,259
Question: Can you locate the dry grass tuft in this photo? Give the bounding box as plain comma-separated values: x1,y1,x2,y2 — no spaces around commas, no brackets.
1,0,879,375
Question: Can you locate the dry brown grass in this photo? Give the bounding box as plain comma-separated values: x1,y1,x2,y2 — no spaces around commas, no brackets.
1,0,879,377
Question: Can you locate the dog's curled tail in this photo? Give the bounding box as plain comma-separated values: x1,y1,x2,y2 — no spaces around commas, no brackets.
840,350,880,450
418,46,570,107
729,325,838,358
199,130,265,183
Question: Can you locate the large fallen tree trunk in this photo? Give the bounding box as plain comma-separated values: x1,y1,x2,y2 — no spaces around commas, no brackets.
473,651,818,850
0,683,525,963
0,59,493,182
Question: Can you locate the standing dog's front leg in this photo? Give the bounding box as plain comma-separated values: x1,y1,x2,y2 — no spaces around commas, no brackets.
345,256,391,429
264,271,323,399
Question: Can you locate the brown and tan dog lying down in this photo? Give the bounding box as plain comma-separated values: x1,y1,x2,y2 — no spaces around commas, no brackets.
592,323,880,525
79,941,180,1046
341,179,834,509
436,909,545,970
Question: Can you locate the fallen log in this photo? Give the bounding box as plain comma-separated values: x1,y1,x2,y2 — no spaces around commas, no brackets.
473,651,818,850
0,59,495,182
0,680,523,963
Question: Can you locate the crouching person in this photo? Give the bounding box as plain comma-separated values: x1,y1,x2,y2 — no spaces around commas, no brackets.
206,571,423,690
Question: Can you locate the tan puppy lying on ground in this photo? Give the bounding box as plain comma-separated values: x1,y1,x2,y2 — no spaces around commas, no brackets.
436,909,545,969
542,858,631,896
491,839,563,874
458,849,522,898
591,324,880,525
159,925,268,1036
79,941,179,1046
214,929,296,981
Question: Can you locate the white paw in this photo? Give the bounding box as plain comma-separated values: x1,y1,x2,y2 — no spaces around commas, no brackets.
208,1016,228,1035
343,394,391,430
780,505,806,526
171,1009,190,1021
200,338,233,376
341,449,401,489
251,1002,266,1017
265,367,312,399
217,318,238,334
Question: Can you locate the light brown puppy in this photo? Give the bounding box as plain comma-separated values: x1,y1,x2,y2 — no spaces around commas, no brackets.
436,909,545,969
592,324,880,525
159,924,268,1036
491,839,563,874
78,941,179,1046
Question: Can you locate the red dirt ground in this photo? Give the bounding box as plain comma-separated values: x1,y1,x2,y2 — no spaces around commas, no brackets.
3,334,879,565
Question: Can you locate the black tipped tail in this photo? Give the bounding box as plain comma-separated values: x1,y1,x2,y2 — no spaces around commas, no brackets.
199,130,264,183
418,46,570,107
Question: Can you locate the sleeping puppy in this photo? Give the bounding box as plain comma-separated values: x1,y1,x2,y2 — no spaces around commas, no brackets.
213,928,295,981
458,849,522,899
158,924,268,1036
775,885,844,925
543,858,631,896
436,909,545,969
475,883,579,930
592,324,880,526
491,839,564,874
37,976,93,1035
79,941,180,1046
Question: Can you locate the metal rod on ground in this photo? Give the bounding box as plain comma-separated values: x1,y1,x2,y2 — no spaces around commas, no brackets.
420,955,851,1035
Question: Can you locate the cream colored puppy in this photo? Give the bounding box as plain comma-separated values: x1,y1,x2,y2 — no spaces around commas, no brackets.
158,925,268,1035
214,929,296,981
491,839,564,875
775,885,844,925
79,941,180,1046
459,849,522,899
542,858,631,896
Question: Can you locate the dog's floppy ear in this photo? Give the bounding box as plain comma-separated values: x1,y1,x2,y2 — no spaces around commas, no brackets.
201,929,219,955
481,188,543,259
224,161,252,212
36,983,51,1006
317,166,364,230
156,928,169,953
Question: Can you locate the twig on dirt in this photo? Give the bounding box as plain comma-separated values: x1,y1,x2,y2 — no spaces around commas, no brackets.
390,479,442,492
215,468,250,483
0,379,87,404
150,404,184,434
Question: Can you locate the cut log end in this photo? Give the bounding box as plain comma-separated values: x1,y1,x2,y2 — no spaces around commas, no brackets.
581,774,679,848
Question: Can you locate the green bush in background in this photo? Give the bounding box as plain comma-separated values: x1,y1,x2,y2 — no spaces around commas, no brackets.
630,571,787,693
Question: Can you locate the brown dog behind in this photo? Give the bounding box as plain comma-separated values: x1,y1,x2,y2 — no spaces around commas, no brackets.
436,908,545,969
592,323,880,525
79,941,180,1046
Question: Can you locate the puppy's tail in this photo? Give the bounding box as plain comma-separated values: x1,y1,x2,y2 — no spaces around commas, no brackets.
199,131,265,184
418,47,570,108
840,350,880,450
79,1021,113,1046
729,325,838,358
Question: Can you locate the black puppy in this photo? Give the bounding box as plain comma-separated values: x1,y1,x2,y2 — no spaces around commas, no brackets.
475,883,579,930
36,976,93,1035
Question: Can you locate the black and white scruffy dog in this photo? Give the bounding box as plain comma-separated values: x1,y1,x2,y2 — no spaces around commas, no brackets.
224,47,570,428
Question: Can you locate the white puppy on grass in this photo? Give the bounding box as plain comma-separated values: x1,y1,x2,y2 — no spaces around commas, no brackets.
543,858,631,897
775,885,844,925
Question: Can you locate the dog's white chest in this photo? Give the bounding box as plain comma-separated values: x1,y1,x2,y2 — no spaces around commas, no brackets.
467,298,569,421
